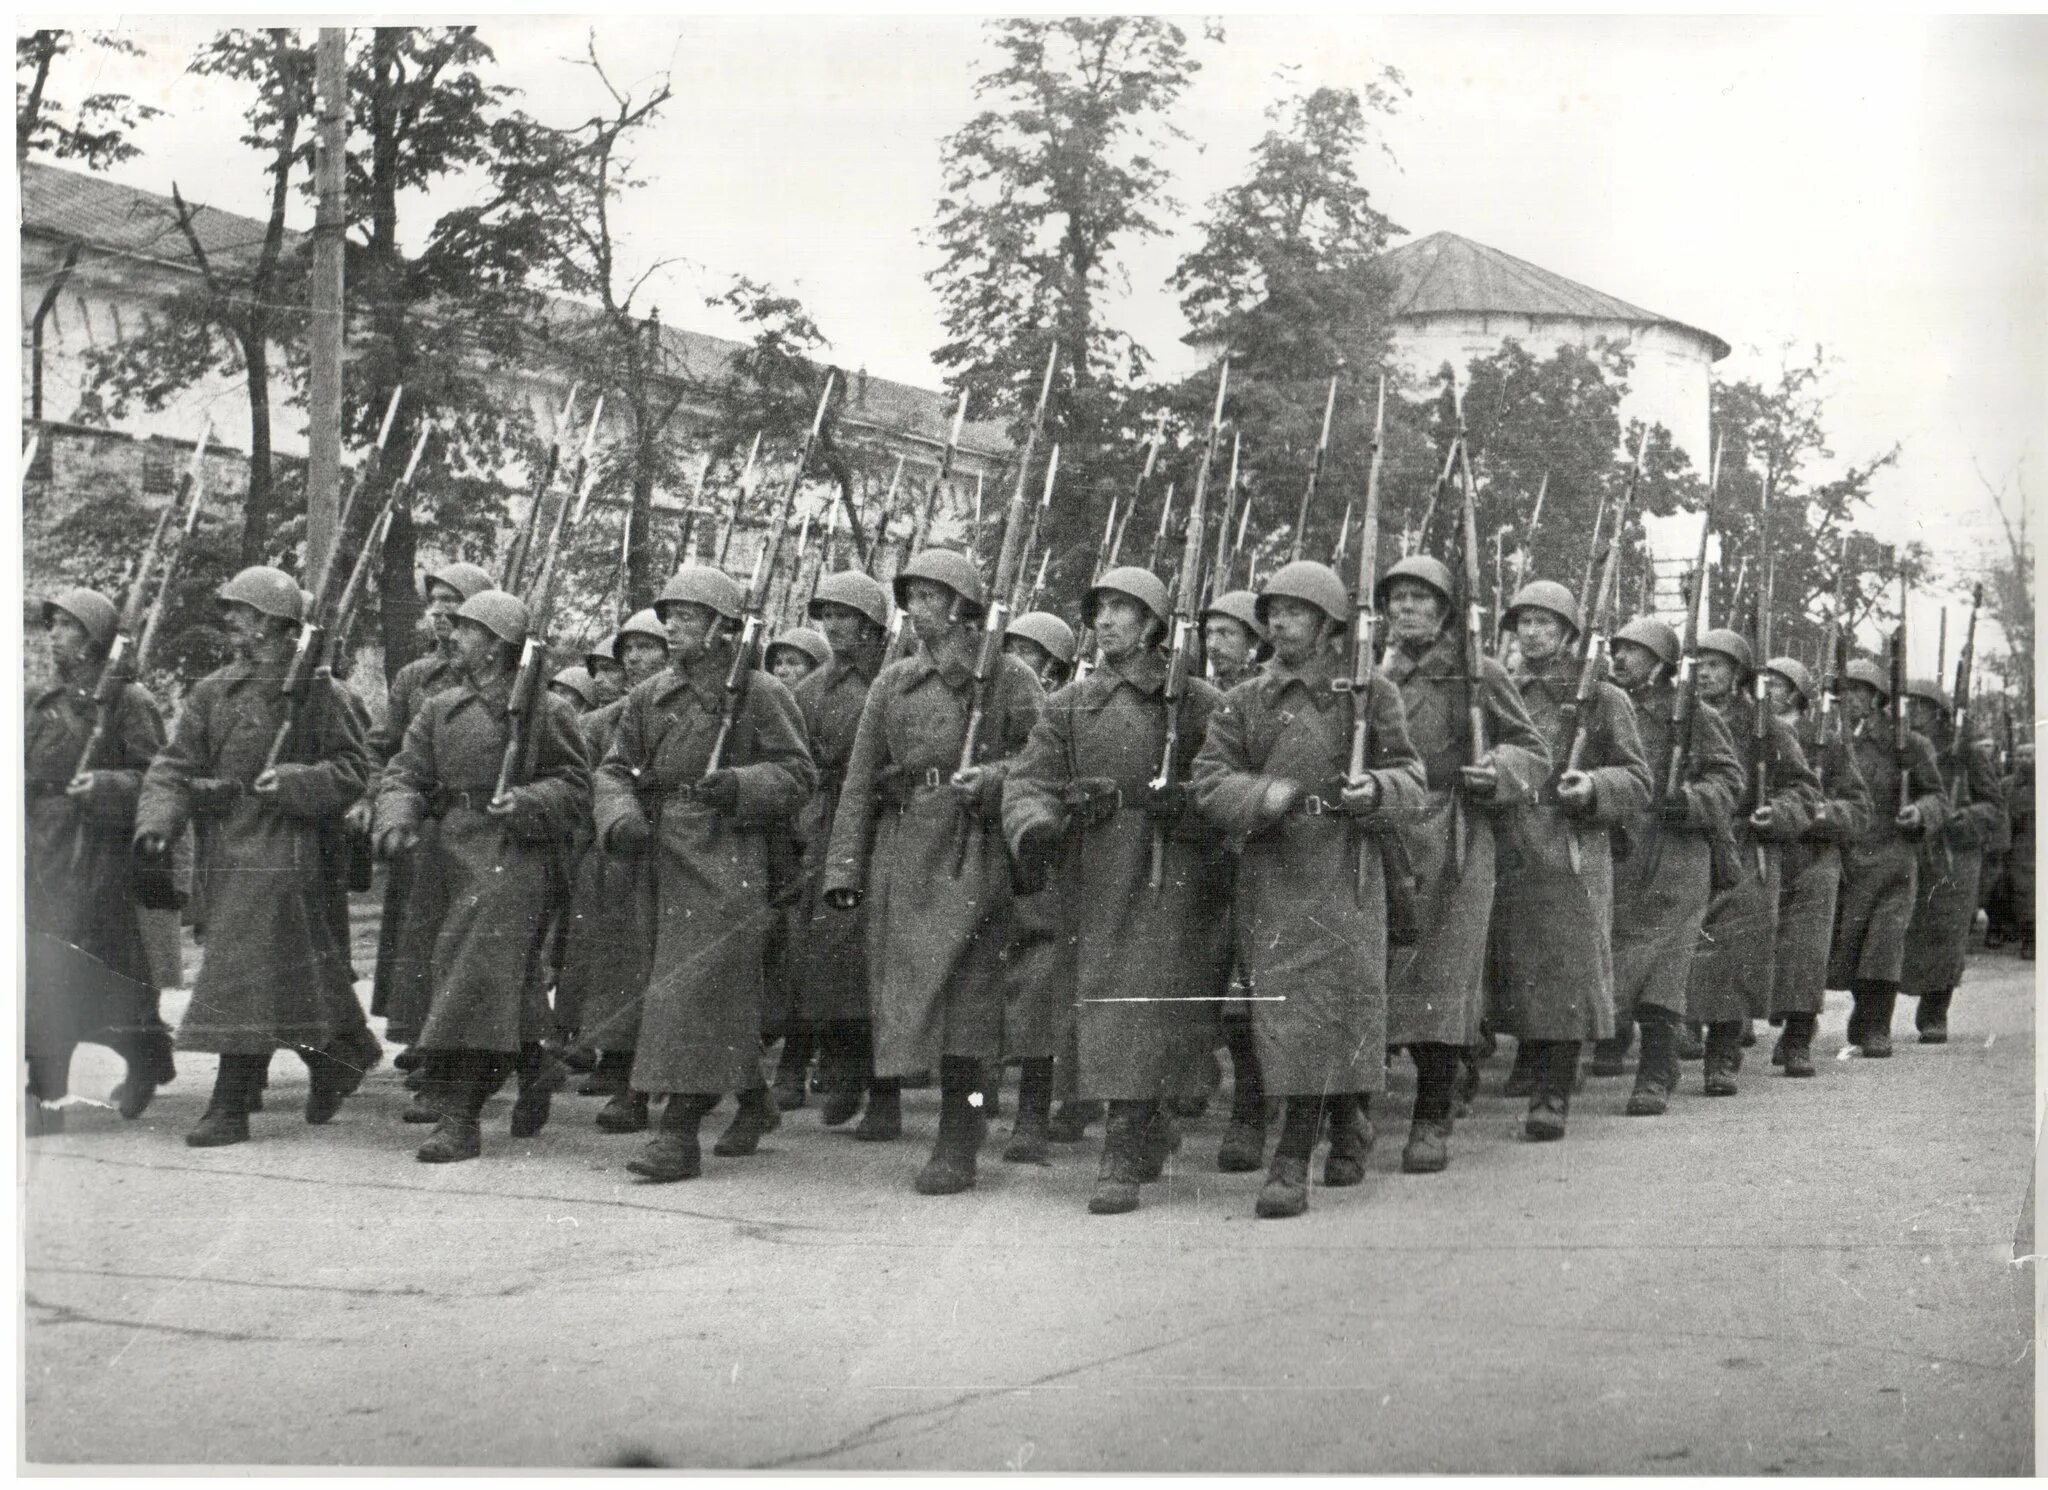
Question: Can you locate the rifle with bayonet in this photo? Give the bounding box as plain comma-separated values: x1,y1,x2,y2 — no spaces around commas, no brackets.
1144,483,1177,574
1817,532,1850,792
951,344,1058,873
1007,443,1060,616
503,384,579,591
1746,463,1776,871
1146,360,1229,891
1205,431,1243,612
70,421,214,785
1288,368,1341,562
707,374,836,777
1449,381,1491,877
326,428,431,678
714,431,764,570
1949,582,1982,809
911,393,970,557
1891,569,1911,816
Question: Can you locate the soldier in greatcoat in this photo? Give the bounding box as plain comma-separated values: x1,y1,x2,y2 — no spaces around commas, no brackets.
1002,567,1231,1214
1826,660,1949,1055
1491,581,1653,1138
134,567,372,1147
1188,561,1427,1220
1683,630,1821,1095
1759,658,1870,1076
2004,745,2035,960
1376,556,1550,1171
25,587,171,1132
822,548,1043,1197
592,567,816,1184
1602,616,1744,1117
759,624,832,1110
361,560,495,1069
558,608,669,1132
783,572,896,1135
373,589,590,1162
1004,611,1077,691
1899,679,2007,1042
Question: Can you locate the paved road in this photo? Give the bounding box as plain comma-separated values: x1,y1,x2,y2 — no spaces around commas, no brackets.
23,945,2036,1472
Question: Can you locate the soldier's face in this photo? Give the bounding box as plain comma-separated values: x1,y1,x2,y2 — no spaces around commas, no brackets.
662,602,719,663
1514,610,1569,664
1004,636,1054,680
44,612,91,670
220,601,267,659
1697,654,1739,700
1908,699,1942,734
903,580,958,642
814,603,873,658
1204,616,1254,674
1765,675,1800,713
1264,596,1330,666
1094,594,1151,664
768,648,816,687
1386,579,1446,642
1844,683,1880,724
588,659,626,704
1609,640,1661,690
450,618,498,677
619,635,668,686
425,582,464,645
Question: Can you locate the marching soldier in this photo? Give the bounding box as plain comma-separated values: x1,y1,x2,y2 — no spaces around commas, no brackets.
1003,565,1230,1214
549,665,600,712
822,548,1043,1196
1826,661,1949,1055
559,607,670,1130
25,587,172,1131
1189,560,1427,1219
2005,745,2036,961
760,624,833,1108
134,567,372,1147
766,627,832,690
592,566,816,1184
1760,658,1869,1075
362,559,496,1063
373,590,590,1159
1900,680,2007,1041
1492,581,1653,1138
1602,616,1744,1116
1683,630,1821,1094
783,571,895,1135
1376,556,1550,1170
1004,611,1077,691
585,632,628,706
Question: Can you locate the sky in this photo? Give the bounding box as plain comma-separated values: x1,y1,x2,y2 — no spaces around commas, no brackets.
35,13,2048,675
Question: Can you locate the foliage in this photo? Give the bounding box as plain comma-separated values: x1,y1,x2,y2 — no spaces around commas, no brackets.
16,29,161,171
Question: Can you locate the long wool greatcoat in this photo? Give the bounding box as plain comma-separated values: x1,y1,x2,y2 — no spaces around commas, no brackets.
1492,655,1652,1042
375,674,589,1054
822,647,1042,1080
2005,761,2035,933
553,695,652,1047
594,652,815,1096
1902,729,2008,997
1686,691,1821,1024
1771,714,1871,1017
25,673,165,1062
137,661,369,1055
1828,720,1949,987
789,656,880,1025
1380,633,1550,1048
368,650,467,1021
1002,650,1231,1101
1611,679,1745,1019
1189,648,1427,1097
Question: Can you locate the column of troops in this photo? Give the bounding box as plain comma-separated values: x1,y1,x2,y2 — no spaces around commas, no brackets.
25,541,2029,1221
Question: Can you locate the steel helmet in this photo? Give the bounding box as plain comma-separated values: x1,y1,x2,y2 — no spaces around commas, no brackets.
1844,658,1891,699
1764,656,1815,704
42,586,118,650
808,570,892,631
1904,677,1950,711
1503,579,1582,637
1612,616,1681,669
585,632,622,669
1255,561,1349,629
217,565,306,623
1201,589,1268,642
891,547,987,615
1082,566,1170,632
767,626,834,670
1375,554,1456,610
424,560,494,602
618,608,669,649
453,589,530,646
1005,611,1078,668
1698,628,1755,673
549,664,598,707
656,565,746,623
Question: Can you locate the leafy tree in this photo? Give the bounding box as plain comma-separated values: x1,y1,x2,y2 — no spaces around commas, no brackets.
16,29,161,171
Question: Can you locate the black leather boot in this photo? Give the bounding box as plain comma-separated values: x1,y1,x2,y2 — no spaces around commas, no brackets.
1402,1045,1457,1173
629,1093,717,1182
1779,1013,1817,1077
417,1053,489,1163
1703,1021,1744,1096
1004,1057,1055,1164
1587,1022,1633,1077
188,1053,267,1147
714,1084,782,1157
818,1021,867,1126
1916,990,1953,1044
1852,985,1898,1057
1323,1094,1372,1186
1088,1101,1151,1215
854,1077,903,1141
1524,1041,1576,1140
773,1023,813,1111
1257,1097,1322,1218
1049,1099,1104,1143
1503,1039,1540,1097
915,1059,987,1195
1627,1008,1678,1116
582,1049,632,1098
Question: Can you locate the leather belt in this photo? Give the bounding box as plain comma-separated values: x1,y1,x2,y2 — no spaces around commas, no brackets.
428,789,497,816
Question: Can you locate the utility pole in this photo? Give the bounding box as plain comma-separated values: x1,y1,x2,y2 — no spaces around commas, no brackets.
306,26,347,579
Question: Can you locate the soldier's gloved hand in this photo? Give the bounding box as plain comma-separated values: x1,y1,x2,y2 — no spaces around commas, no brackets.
950,765,999,817
1010,818,1063,896
1657,792,1695,827
1555,770,1596,815
133,830,170,859
1748,804,1777,835
691,769,740,814
1063,776,1121,828
64,770,126,822
487,787,554,841
376,824,420,860
343,799,375,835
188,777,241,818
1458,763,1500,802
1142,780,1187,820
824,887,862,911
605,811,654,855
1894,802,1924,836
1253,779,1300,830
1337,773,1381,817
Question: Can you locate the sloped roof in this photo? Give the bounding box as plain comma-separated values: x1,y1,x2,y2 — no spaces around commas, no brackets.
1381,230,1729,361
21,159,1007,457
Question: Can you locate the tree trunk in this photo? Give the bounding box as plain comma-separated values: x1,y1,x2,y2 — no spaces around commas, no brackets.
628,446,656,614
29,241,81,422
238,331,276,565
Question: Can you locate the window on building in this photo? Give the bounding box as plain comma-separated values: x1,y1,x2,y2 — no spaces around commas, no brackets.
142,438,178,496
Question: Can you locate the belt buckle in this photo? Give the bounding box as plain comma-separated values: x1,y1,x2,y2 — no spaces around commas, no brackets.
920,767,945,789
1300,794,1329,817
